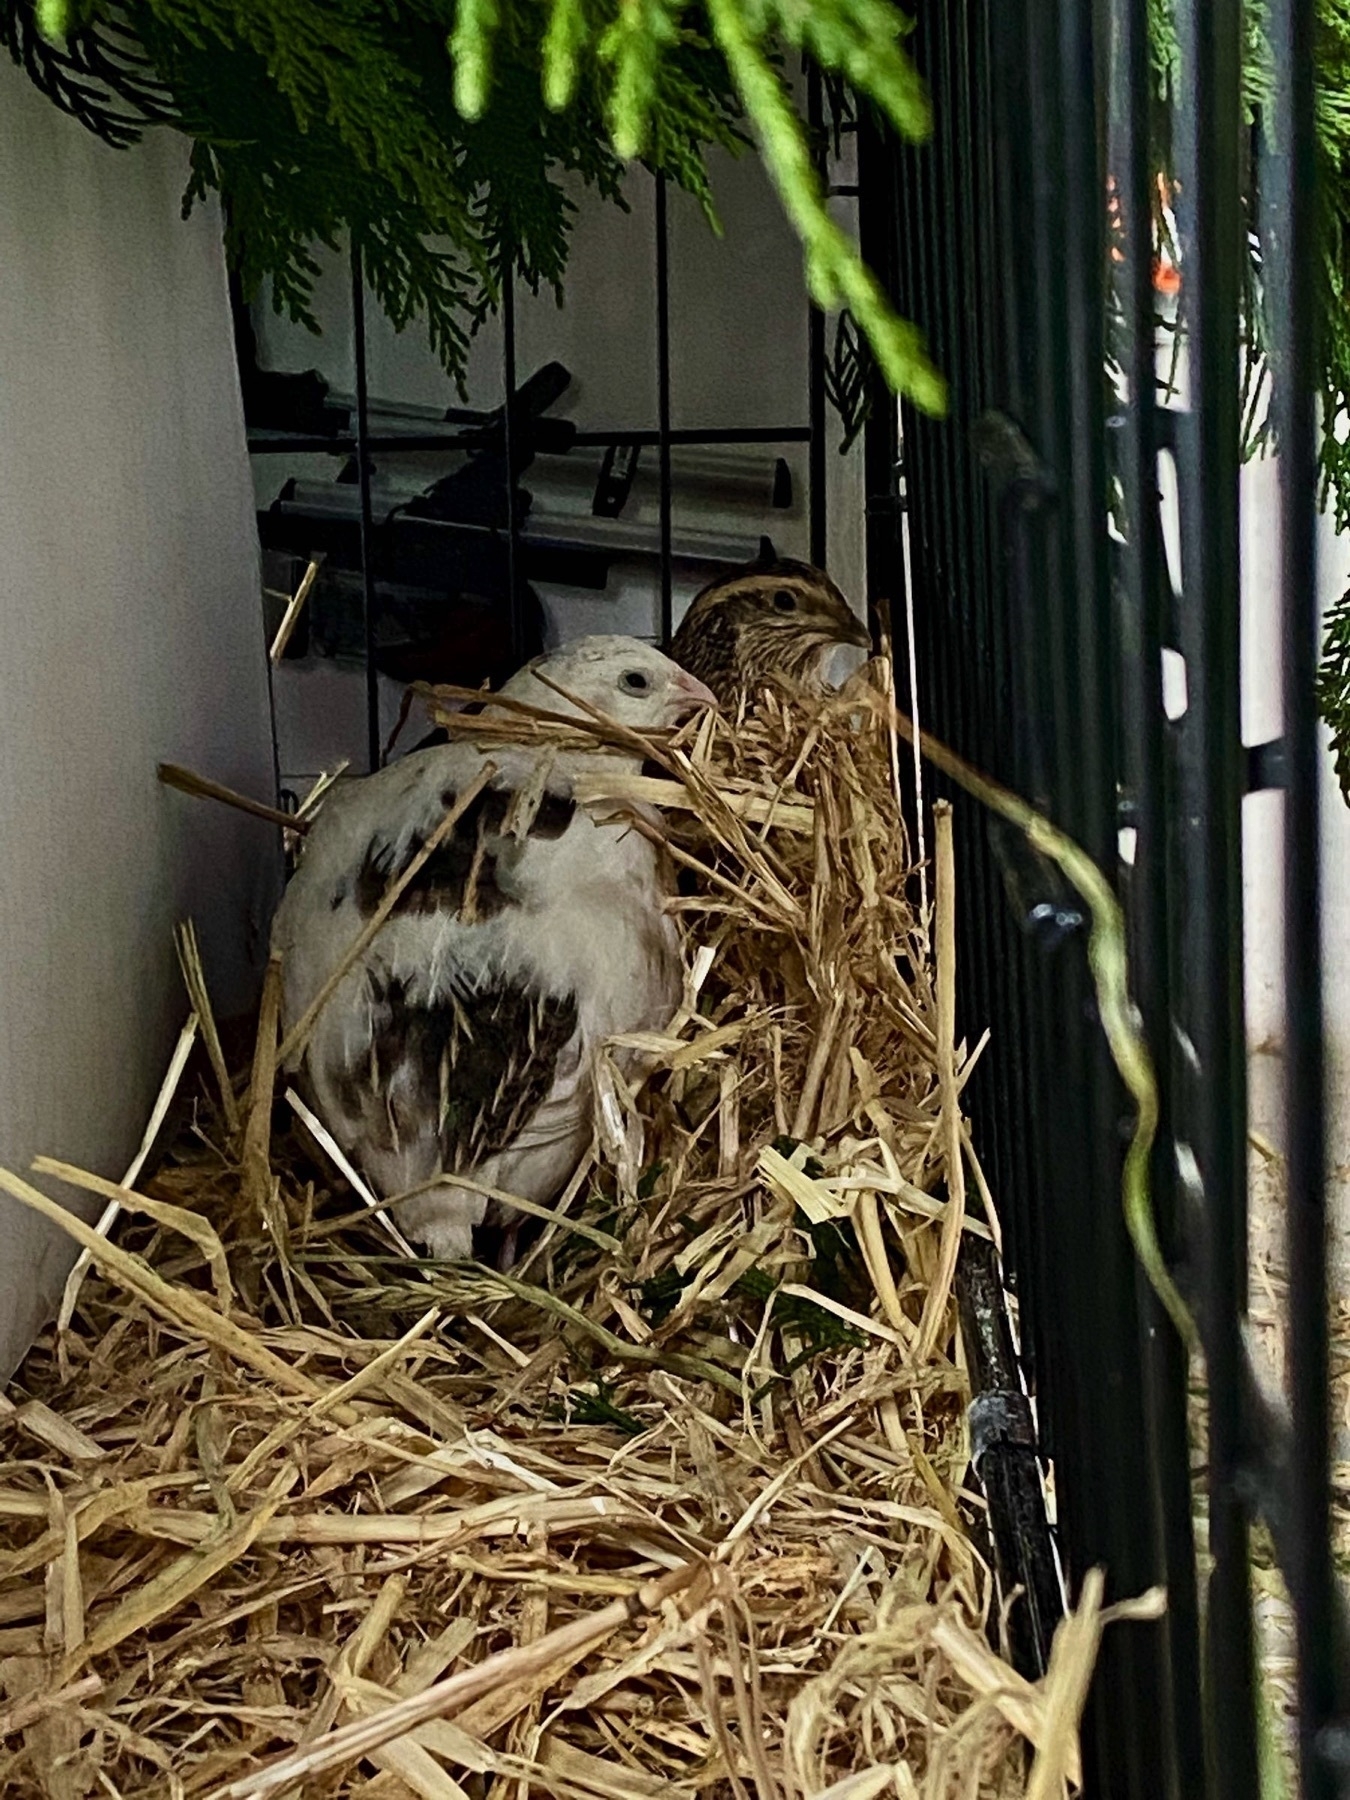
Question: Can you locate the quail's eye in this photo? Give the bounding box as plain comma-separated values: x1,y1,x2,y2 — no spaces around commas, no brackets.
772,590,797,613
620,669,651,694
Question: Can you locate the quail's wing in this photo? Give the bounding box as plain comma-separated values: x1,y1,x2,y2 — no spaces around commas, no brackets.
272,740,575,980
316,956,582,1183
273,739,589,1178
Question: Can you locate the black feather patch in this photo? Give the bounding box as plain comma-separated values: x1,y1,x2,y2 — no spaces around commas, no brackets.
331,972,579,1169
529,790,577,840
352,783,576,921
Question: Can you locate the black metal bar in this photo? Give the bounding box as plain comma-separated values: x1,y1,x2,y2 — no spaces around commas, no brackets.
1112,0,1207,1785
1267,0,1336,1778
501,253,526,665
957,1236,1063,1677
247,425,816,455
1246,737,1288,792
1171,0,1258,1783
857,111,904,640
655,173,674,644
350,243,381,774
579,426,811,449
1040,3,1175,1788
807,60,828,568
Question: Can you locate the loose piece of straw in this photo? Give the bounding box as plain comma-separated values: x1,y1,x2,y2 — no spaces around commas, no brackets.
158,763,309,836
269,555,323,663
55,1009,201,1332
916,802,965,1359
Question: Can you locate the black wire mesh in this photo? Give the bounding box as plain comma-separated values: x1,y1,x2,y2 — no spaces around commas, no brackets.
274,165,832,765
859,0,1340,1793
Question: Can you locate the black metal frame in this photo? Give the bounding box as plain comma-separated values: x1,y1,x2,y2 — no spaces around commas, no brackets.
860,0,1339,1793
246,148,835,773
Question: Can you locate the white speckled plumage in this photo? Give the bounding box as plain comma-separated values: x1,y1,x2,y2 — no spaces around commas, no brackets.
271,637,715,1261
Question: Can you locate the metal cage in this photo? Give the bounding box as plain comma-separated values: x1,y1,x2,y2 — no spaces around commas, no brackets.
857,0,1339,1794
237,150,841,779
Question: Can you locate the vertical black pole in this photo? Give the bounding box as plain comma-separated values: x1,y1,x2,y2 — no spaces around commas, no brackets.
1172,0,1257,1786
1268,0,1334,1781
857,112,905,662
807,61,828,569
350,243,381,774
655,173,674,645
502,251,525,664
1113,0,1206,1788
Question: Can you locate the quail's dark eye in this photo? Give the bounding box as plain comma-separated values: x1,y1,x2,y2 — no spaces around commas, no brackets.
620,669,651,694
772,589,798,613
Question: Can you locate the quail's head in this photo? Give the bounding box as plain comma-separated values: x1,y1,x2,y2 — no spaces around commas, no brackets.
669,556,871,708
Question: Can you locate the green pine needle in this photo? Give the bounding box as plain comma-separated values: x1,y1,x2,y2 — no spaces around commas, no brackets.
450,0,499,120
542,0,588,110
601,0,677,159
34,0,67,41
705,0,945,411
9,0,944,413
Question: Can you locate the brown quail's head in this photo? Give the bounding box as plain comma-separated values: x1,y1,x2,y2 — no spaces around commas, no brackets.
668,555,871,708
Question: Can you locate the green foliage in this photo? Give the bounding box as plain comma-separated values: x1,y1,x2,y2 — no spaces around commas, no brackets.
1144,0,1350,797
555,1381,646,1434
704,0,942,409
1317,583,1350,804
10,0,944,410
1313,0,1350,527
637,1263,692,1325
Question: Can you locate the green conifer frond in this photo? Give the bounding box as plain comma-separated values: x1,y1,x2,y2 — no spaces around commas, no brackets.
542,0,587,111
7,0,943,410
19,0,1350,563
599,0,676,160
1318,584,1350,804
450,0,497,118
701,0,943,409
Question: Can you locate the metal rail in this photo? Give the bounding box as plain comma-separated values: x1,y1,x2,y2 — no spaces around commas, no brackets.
501,253,526,666
807,62,828,568
349,247,381,775
246,426,814,454
655,173,674,646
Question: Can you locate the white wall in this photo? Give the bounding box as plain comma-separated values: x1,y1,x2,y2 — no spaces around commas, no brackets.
0,58,279,1379
1240,454,1350,1293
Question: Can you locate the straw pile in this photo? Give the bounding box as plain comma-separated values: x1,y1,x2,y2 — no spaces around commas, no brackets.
0,663,1136,1800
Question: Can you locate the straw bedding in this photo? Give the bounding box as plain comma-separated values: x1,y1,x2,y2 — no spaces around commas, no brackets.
0,664,1132,1800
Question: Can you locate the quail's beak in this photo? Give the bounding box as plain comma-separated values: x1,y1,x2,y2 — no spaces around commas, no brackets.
670,669,720,718
836,612,873,651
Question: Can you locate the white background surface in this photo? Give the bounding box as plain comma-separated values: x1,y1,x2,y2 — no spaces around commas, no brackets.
0,56,280,1379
